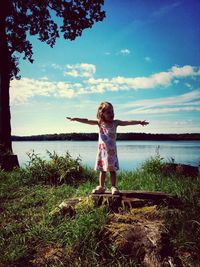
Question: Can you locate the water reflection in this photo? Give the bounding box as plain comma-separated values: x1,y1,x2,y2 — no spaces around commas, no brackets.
13,140,200,171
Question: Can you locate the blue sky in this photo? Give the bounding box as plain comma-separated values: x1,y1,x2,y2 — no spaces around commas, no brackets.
10,0,200,135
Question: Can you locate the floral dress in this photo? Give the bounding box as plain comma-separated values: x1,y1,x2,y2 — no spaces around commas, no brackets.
95,121,119,172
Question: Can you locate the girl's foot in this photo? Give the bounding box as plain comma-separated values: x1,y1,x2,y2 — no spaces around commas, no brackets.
111,186,120,195
92,185,106,194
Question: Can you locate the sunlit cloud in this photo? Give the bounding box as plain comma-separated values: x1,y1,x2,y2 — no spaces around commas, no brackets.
10,78,79,104
10,65,200,105
86,65,200,92
40,76,49,81
170,65,199,77
64,63,96,78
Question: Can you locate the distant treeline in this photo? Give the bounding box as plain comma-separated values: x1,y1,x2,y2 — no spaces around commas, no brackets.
12,132,200,141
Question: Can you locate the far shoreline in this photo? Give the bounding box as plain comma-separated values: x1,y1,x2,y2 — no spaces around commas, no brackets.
12,132,200,142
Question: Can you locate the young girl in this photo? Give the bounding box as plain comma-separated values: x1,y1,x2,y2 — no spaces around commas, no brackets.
67,102,149,195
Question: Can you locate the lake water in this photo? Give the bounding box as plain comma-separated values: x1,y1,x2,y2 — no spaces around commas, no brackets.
12,140,200,171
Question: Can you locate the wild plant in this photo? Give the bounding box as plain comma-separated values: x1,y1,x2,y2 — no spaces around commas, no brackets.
20,150,94,186
141,147,164,174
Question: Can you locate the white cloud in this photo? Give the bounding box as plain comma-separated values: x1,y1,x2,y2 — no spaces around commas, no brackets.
131,106,200,114
10,78,79,104
10,65,200,104
120,49,130,55
86,65,200,92
185,83,192,88
121,89,200,115
64,63,96,78
170,65,198,77
51,63,63,70
40,76,49,81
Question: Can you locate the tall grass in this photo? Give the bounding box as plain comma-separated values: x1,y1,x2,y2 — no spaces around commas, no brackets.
0,151,200,266
20,150,97,186
117,154,200,204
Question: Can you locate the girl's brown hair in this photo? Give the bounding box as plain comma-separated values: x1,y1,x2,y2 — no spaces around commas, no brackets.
97,102,114,123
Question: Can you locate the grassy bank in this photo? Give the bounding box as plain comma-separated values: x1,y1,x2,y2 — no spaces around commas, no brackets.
0,152,200,266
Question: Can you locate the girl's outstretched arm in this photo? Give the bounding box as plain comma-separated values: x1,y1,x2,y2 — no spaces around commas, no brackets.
117,120,149,126
66,117,98,125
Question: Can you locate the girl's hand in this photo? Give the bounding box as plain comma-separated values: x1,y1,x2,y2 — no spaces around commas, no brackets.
141,120,149,126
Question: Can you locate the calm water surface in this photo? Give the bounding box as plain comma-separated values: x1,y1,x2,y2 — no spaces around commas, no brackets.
13,140,200,171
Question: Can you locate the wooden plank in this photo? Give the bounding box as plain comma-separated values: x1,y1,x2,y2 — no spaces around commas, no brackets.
91,190,178,211
120,190,173,200
92,191,120,197
92,190,173,200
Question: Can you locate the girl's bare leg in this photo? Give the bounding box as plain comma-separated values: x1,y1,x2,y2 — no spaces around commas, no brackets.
110,171,117,187
99,171,106,187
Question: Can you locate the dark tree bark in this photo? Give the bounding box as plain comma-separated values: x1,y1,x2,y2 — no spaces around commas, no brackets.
0,1,12,154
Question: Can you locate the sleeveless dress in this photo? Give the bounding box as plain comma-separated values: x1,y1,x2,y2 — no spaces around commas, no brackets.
95,120,119,172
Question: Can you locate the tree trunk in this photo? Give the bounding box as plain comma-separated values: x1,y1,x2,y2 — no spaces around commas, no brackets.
0,2,19,170
0,2,12,154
